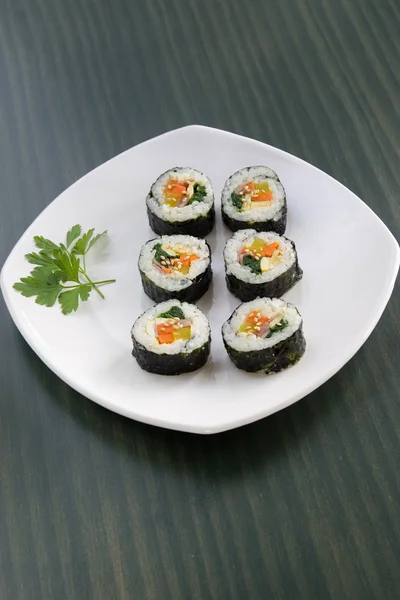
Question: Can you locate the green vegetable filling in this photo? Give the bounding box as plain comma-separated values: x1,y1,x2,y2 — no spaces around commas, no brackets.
266,318,288,338
242,254,262,274
231,192,243,211
158,306,185,320
188,183,207,205
153,243,179,264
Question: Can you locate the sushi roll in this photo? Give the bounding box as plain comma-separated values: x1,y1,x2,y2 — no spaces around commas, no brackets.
224,230,302,302
146,167,215,237
221,166,287,233
138,235,212,303
222,298,306,374
131,300,211,375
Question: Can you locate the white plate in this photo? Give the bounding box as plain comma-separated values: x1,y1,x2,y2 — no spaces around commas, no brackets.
1,126,399,434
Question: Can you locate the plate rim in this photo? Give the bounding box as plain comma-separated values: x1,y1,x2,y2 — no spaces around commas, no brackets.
1,124,399,434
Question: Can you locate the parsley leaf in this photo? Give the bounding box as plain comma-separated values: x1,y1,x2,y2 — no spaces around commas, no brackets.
13,272,63,307
25,251,62,277
87,230,107,252
53,252,80,283
72,229,108,256
78,284,92,302
242,254,262,274
58,288,80,315
25,251,56,267
158,306,185,320
33,236,60,253
30,265,64,280
72,228,94,256
66,224,82,248
14,225,115,315
58,285,92,315
231,192,243,211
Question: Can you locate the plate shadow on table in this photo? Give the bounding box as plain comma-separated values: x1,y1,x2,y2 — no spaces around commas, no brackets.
13,326,368,483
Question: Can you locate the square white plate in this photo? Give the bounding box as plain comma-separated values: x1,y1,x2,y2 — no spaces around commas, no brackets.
1,125,399,433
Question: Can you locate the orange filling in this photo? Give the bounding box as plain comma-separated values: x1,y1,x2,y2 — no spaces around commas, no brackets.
156,320,192,344
157,328,175,344
239,311,269,335
241,181,273,203
159,253,199,275
164,178,190,207
253,192,273,202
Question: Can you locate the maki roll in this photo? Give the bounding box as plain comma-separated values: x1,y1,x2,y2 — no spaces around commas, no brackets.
222,298,306,374
221,166,287,233
224,230,302,302
138,235,212,303
131,300,211,375
146,167,215,237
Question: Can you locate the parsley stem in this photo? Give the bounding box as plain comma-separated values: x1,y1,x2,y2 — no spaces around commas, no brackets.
15,226,116,315
60,279,115,292
80,270,105,299
93,279,116,286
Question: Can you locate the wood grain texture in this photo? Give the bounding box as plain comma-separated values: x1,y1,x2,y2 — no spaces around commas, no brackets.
1,0,399,598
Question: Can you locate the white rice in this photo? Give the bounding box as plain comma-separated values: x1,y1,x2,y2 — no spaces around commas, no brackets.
222,298,302,352
139,235,210,291
147,167,214,223
221,166,285,223
224,230,296,283
132,300,210,355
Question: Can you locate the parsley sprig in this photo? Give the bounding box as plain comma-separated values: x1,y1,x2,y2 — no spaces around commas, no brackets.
13,225,116,315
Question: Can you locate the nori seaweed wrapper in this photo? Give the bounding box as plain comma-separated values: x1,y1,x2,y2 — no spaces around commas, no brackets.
221,165,287,234
222,203,287,234
140,263,212,303
223,326,306,374
226,253,302,302
147,205,215,237
132,338,211,376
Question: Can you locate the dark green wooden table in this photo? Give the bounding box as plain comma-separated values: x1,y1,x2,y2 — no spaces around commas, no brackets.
1,0,399,598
